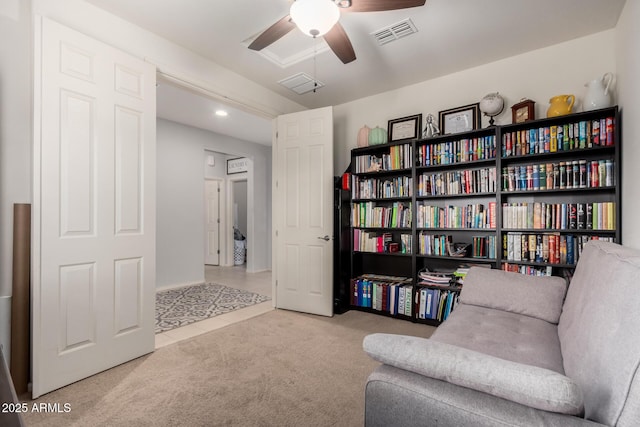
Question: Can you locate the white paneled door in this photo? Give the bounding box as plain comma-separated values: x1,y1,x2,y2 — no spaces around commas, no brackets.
274,107,334,316
32,17,156,397
205,180,221,265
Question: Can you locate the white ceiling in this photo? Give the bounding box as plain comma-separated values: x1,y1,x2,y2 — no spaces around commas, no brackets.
85,0,626,144
156,80,273,145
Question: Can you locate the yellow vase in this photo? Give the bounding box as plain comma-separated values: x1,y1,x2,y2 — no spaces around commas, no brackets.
547,94,575,118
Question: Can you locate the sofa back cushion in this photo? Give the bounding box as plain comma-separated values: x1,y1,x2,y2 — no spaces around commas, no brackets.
558,241,640,426
460,267,567,323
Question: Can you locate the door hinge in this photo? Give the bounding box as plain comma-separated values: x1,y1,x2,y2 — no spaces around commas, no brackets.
217,250,220,254
217,187,220,193
275,280,278,287
275,230,278,237
217,218,220,224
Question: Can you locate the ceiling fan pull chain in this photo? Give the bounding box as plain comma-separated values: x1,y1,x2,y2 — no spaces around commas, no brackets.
313,37,318,93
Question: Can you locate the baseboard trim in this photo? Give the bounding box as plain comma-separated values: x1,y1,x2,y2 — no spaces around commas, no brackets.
156,281,204,293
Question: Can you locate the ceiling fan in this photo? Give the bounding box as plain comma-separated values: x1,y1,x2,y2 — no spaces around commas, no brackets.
248,0,426,64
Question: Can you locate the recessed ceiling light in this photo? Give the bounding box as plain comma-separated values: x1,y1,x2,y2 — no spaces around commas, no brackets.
215,110,228,117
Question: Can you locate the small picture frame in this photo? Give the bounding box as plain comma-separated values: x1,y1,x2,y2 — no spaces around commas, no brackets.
227,157,249,174
438,103,481,135
388,114,422,142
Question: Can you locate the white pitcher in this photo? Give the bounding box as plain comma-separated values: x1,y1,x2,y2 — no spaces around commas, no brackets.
583,72,613,111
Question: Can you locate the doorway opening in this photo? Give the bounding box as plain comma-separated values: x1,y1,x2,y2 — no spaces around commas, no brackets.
231,178,248,268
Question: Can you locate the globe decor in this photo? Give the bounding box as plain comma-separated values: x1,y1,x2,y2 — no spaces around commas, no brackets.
479,92,505,127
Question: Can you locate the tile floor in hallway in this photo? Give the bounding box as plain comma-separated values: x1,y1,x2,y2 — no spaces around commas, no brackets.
154,265,273,349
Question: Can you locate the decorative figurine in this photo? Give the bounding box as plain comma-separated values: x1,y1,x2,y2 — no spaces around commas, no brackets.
422,113,440,138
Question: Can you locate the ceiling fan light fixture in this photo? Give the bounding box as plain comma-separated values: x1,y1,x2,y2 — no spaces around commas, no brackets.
290,0,340,38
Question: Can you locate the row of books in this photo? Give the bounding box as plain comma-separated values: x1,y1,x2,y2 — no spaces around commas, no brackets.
351,175,413,200
350,275,413,316
502,202,616,231
417,233,496,259
416,136,497,166
416,288,458,321
353,230,412,254
471,235,497,259
354,144,413,173
350,274,461,321
503,232,614,265
417,167,497,196
502,263,553,276
502,159,614,192
416,202,497,229
502,117,615,158
351,202,412,228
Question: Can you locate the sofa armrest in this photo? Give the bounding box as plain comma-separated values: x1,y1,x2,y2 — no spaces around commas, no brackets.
363,333,584,416
460,267,567,323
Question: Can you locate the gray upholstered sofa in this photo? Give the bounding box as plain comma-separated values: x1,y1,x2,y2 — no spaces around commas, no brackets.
363,240,640,426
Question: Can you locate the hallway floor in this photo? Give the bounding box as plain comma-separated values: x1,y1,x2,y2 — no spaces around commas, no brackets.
154,266,273,349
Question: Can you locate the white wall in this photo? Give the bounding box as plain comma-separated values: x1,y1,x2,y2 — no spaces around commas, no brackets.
333,30,618,174
156,119,271,289
203,150,227,179
615,0,640,250
0,1,31,299
157,122,205,288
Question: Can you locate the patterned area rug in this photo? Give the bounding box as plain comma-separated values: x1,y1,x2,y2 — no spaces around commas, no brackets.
155,283,270,333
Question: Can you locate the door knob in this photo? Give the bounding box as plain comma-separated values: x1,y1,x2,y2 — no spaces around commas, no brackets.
317,235,331,241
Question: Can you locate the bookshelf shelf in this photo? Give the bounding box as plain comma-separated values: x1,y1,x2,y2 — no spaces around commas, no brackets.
501,228,615,234
501,187,615,195
353,251,412,257
416,192,496,200
416,254,496,262
353,169,412,178
353,197,412,202
417,228,497,232
416,158,495,171
343,106,620,325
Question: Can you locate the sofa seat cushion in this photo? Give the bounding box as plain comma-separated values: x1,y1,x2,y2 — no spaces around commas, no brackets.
432,303,564,374
363,334,584,415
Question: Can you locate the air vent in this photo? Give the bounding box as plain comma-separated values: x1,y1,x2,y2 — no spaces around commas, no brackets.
371,18,418,46
278,72,325,95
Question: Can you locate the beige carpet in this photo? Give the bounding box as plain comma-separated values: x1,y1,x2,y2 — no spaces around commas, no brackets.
22,309,434,427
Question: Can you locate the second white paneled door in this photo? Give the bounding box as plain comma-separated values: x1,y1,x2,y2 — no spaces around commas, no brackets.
32,17,156,397
273,107,334,316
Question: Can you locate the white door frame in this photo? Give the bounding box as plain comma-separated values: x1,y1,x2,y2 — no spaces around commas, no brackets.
204,178,225,265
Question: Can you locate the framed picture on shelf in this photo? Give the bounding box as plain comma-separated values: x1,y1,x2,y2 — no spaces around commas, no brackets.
388,114,422,142
438,103,481,135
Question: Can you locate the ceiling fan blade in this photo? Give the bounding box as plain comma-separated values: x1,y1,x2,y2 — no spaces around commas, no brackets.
324,22,356,64
346,0,426,12
248,15,296,51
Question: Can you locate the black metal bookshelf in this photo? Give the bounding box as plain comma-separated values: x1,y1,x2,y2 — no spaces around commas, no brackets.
339,106,620,325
